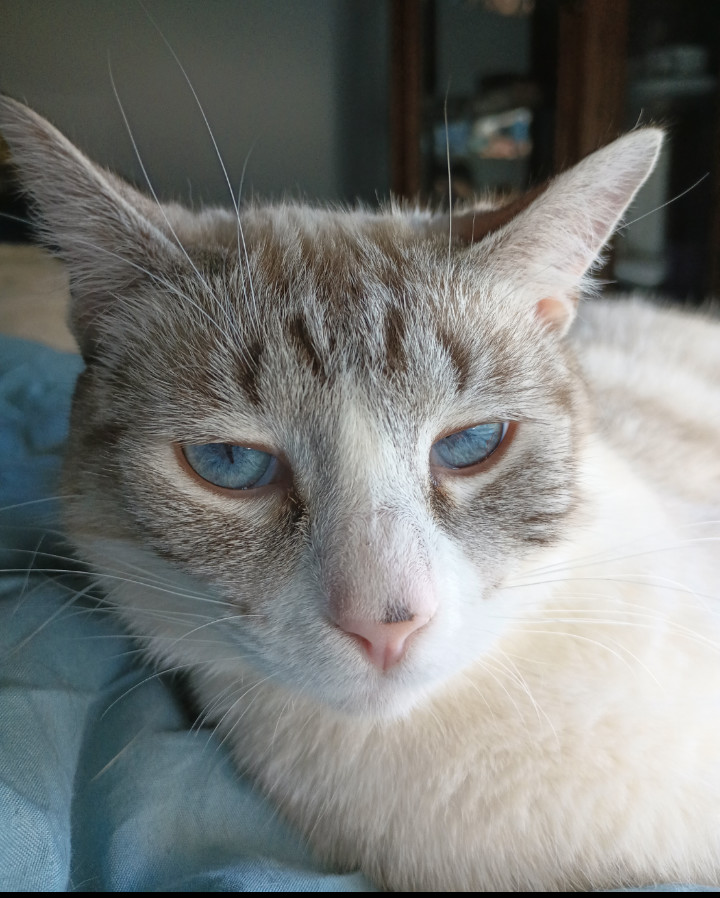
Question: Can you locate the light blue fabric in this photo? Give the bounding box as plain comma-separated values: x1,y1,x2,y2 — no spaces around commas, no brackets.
0,336,372,891
0,333,714,892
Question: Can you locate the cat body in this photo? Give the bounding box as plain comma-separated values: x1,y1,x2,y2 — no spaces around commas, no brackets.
1,96,719,890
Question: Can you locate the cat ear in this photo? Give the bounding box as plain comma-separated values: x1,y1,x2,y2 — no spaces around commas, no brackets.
443,129,663,335
0,95,183,358
491,129,663,333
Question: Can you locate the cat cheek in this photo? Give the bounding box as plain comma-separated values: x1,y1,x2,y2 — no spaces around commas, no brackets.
535,296,577,335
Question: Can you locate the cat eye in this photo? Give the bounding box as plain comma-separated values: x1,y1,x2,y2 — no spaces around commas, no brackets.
431,422,510,471
181,443,281,491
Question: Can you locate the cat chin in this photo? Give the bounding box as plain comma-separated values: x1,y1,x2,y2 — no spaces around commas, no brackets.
307,680,433,721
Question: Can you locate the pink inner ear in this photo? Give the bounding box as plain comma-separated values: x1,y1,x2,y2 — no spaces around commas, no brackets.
535,297,573,332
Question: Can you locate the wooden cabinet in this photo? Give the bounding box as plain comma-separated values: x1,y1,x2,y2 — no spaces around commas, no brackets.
391,0,720,301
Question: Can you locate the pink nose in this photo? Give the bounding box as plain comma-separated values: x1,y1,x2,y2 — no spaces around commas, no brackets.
335,615,431,671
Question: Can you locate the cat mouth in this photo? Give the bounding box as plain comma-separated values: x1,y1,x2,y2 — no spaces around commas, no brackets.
223,624,438,719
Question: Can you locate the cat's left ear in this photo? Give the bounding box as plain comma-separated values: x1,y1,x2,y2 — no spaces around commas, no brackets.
459,129,663,335
0,95,184,359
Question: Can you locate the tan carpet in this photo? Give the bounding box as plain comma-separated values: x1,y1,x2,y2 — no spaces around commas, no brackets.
0,244,76,353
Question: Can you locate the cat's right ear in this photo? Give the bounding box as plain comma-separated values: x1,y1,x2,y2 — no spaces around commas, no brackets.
428,129,662,336
490,130,662,333
0,95,183,360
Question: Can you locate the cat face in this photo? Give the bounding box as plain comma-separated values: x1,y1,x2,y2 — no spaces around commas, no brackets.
62,211,583,715
0,96,661,716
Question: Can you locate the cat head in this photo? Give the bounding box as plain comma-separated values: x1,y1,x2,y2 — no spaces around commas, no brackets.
0,96,662,716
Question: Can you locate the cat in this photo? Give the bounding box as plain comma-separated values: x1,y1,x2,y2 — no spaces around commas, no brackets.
1,94,719,892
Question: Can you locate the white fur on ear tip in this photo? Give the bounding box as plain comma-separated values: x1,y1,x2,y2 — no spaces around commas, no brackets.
615,126,664,163
575,127,664,205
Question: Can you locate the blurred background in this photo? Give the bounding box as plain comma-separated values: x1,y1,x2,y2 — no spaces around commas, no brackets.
0,0,719,349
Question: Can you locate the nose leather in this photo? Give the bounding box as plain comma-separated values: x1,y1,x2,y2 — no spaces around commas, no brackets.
333,614,431,671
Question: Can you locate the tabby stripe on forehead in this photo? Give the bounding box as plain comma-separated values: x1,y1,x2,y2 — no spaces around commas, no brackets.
234,339,264,406
436,328,471,392
383,306,408,375
288,314,326,382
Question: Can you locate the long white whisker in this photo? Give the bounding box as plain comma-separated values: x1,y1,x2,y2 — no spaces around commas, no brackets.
513,610,720,654
139,1,239,221
100,653,257,719
616,172,710,232
90,726,151,781
502,574,719,605
484,651,559,742
511,626,661,683
138,0,259,333
70,234,237,348
444,83,453,301
513,530,720,582
107,66,223,311
6,580,98,656
235,141,259,318
0,496,78,514
210,675,275,754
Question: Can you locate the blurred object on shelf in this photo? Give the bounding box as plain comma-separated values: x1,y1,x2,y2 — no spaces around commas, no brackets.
428,75,541,203
620,30,718,299
482,0,535,16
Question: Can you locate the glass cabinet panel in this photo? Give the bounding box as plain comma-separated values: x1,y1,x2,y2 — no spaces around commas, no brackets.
397,0,719,303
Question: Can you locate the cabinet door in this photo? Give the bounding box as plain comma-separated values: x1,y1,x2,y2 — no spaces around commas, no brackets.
390,0,719,302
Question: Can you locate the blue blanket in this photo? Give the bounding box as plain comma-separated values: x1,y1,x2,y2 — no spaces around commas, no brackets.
0,334,713,892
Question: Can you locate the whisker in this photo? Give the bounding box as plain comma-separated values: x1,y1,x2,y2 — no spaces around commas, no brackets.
463,656,528,724
444,83,453,301
508,626,661,683
6,579,98,657
105,66,242,353
139,0,240,221
192,679,241,733
0,495,79,514
235,141,260,326
270,694,295,752
616,171,710,233
100,653,255,719
512,609,720,654
71,234,238,349
0,562,229,607
0,210,34,228
12,532,48,617
132,4,260,352
513,531,720,582
210,674,276,755
140,25,256,343
89,725,151,781
502,574,719,605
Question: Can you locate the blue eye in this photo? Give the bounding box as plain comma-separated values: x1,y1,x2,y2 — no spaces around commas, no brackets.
182,443,279,490
431,422,509,469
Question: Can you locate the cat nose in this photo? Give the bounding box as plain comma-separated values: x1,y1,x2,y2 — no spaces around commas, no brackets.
333,614,432,671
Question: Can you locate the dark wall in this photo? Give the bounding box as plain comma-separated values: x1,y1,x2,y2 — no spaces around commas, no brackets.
0,0,389,207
